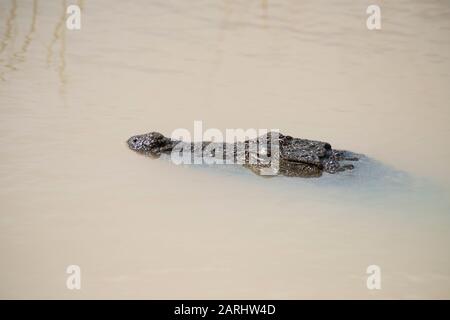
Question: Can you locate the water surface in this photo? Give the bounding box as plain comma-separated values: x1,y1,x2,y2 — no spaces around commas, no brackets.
1,0,450,298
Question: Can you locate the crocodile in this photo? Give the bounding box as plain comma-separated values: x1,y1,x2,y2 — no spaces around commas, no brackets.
126,131,359,178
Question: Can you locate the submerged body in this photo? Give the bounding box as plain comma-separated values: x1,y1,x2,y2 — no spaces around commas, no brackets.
127,132,360,178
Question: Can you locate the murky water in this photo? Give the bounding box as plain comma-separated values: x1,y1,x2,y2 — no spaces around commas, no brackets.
1,0,450,299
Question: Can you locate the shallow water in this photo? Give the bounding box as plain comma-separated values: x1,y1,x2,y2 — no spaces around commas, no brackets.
1,0,450,298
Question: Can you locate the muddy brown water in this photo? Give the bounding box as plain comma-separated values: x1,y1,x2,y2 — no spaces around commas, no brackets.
1,0,449,298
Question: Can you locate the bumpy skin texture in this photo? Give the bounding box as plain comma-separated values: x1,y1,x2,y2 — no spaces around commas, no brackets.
127,132,359,178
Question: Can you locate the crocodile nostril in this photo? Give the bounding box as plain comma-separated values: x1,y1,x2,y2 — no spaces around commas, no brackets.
324,143,331,150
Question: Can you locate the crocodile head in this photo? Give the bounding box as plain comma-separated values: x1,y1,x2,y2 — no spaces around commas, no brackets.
127,132,172,155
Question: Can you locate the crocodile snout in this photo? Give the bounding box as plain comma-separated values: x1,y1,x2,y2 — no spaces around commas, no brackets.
127,136,142,150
